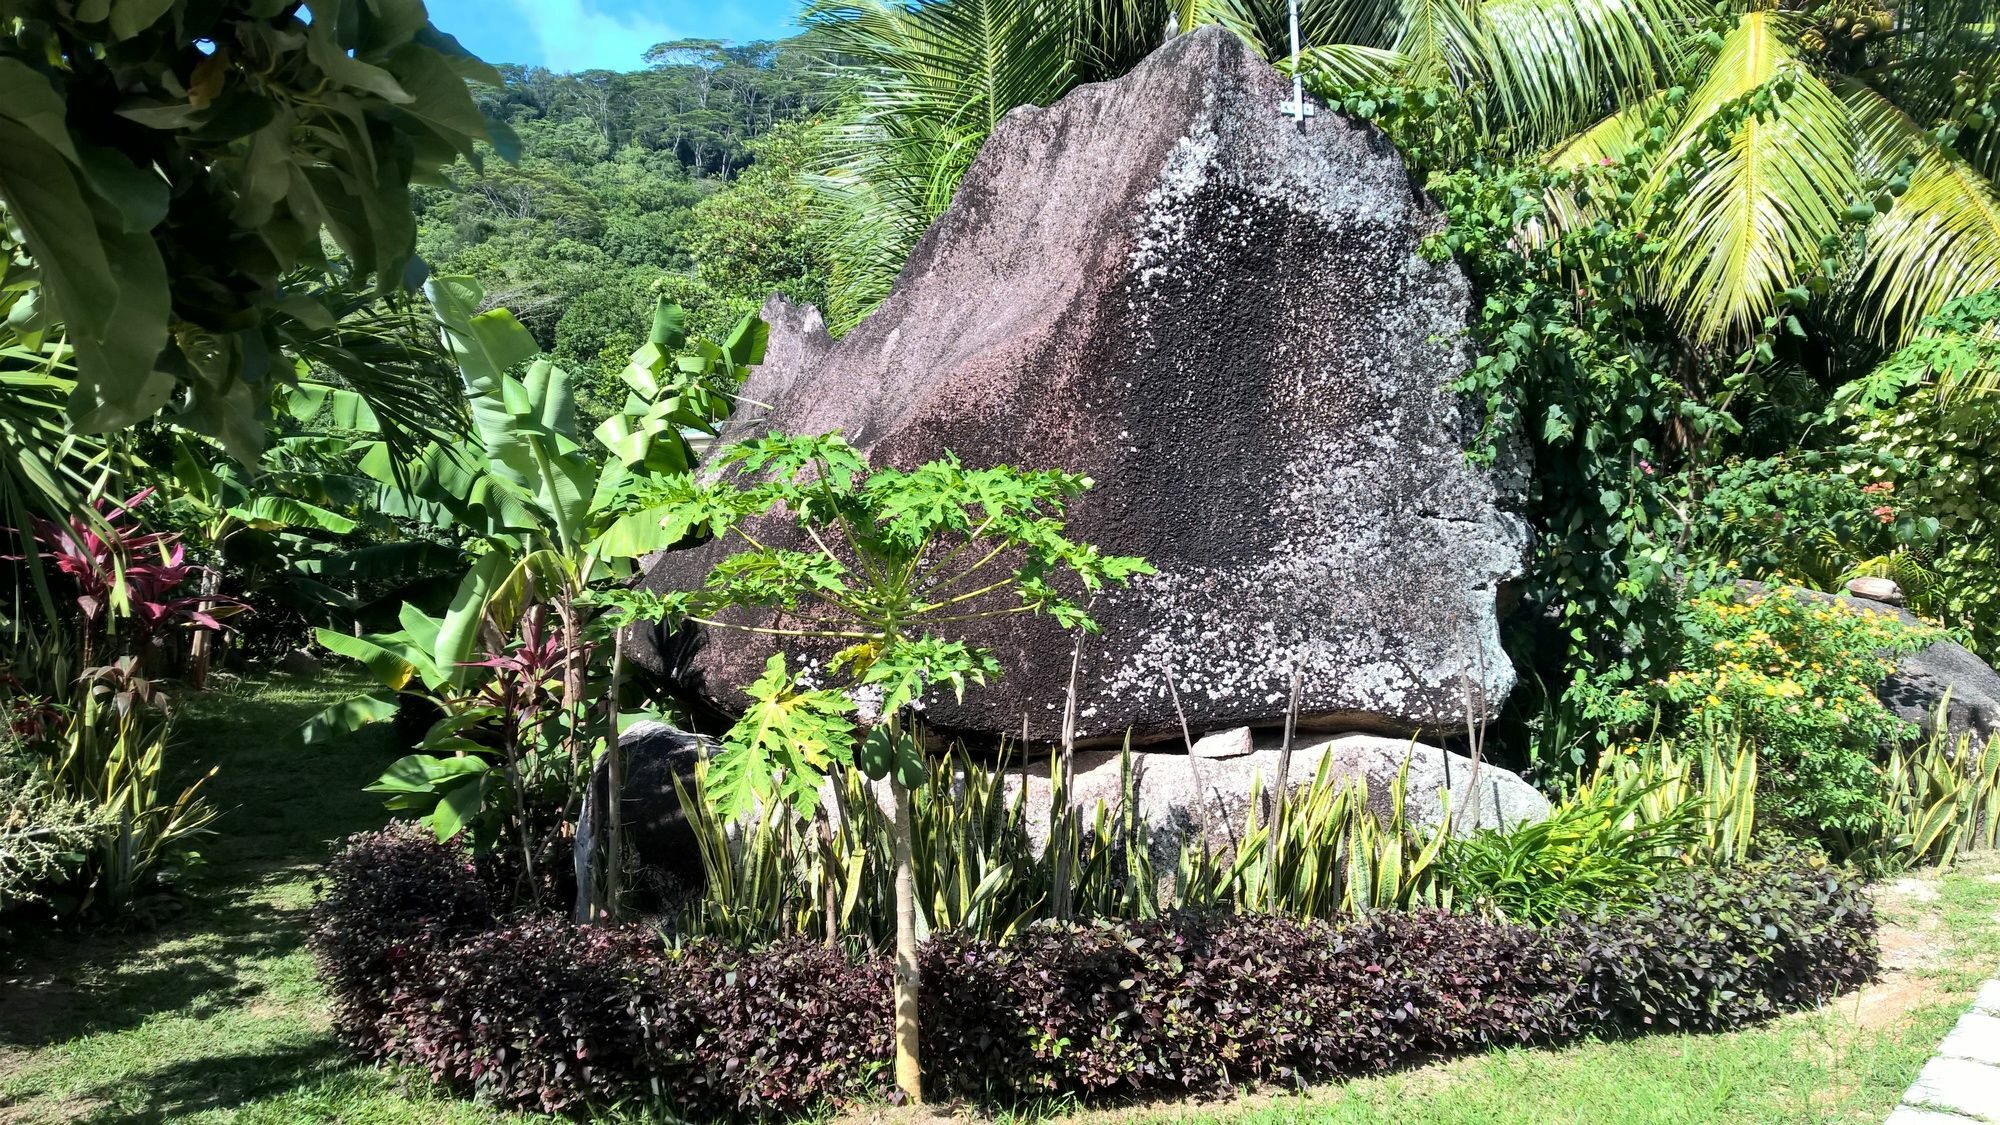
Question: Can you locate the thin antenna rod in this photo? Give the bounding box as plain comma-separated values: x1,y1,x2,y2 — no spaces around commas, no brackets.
1289,0,1303,121
1283,0,1314,121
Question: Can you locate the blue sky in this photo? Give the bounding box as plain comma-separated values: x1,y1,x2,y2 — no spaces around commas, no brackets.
428,0,802,72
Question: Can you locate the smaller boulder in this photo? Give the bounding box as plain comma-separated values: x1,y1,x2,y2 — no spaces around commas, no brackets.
1846,576,1905,606
1878,639,2000,750
581,721,717,913
278,647,321,678
1005,732,1549,869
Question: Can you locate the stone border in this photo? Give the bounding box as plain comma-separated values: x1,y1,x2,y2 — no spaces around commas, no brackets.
1887,980,2000,1123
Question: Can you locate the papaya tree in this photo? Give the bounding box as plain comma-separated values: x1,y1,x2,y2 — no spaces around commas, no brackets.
647,432,1151,1102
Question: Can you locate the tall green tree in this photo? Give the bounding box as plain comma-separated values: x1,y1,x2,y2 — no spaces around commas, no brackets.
0,0,513,461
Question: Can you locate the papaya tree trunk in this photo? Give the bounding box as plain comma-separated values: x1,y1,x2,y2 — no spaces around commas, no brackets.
890,769,922,1103
605,630,625,921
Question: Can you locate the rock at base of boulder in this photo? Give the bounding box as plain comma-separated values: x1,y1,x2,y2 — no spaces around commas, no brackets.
1004,731,1549,869
582,721,716,914
1190,726,1254,759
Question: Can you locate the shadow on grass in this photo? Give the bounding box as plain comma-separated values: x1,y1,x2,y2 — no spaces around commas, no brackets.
0,677,403,1052
66,1040,351,1123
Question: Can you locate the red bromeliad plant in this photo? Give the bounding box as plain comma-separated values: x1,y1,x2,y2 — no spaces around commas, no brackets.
15,489,241,668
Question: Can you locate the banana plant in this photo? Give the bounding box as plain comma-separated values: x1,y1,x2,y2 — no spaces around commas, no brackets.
302,280,762,747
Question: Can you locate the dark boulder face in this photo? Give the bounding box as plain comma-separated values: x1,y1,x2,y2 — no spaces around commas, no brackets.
1844,597,2000,748
580,721,714,914
637,26,1529,743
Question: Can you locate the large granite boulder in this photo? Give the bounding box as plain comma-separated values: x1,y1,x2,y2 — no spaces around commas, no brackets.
637,25,1528,744
1842,596,2000,749
1004,732,1550,869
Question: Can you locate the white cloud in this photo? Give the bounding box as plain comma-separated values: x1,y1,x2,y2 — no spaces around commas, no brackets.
507,0,677,72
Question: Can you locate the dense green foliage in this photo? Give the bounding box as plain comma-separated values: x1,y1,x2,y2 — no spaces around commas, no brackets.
1845,289,2000,649
1444,778,1701,924
0,0,507,461
5,2,2000,1117
645,432,1150,816
411,43,835,429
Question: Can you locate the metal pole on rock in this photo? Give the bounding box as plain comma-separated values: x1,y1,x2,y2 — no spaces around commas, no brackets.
1285,0,1315,121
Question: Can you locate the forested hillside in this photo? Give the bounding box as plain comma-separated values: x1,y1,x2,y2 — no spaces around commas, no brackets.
412,39,835,422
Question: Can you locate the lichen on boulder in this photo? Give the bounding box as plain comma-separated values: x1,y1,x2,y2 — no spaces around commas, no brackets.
636,25,1529,744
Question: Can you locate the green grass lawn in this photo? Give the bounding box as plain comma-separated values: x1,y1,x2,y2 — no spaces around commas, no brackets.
0,676,529,1124
2,676,1996,1125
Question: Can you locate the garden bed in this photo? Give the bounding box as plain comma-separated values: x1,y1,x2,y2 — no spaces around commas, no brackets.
3,683,1995,1125
311,821,1878,1119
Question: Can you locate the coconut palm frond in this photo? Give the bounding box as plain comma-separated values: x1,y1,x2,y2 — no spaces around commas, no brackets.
1062,0,1269,75
807,0,1076,332
809,0,1073,136
1292,42,1409,87
278,284,470,463
1644,10,1856,342
1544,89,1661,167
1533,94,1662,237
809,113,984,332
1478,0,1700,150
1389,0,1487,86
1847,82,2000,345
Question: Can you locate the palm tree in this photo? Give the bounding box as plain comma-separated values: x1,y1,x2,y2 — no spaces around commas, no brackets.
804,0,1074,331
1541,0,2000,344
803,0,2000,345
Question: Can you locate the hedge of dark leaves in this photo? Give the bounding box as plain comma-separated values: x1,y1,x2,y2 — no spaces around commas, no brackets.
1576,847,1879,1033
920,908,1583,1100
311,830,1877,1119
309,822,495,1048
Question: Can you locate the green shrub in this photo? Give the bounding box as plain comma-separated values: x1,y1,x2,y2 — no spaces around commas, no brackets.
1688,449,1936,598
1603,733,1761,865
1445,773,1701,925
1597,586,1935,836
1861,726,2000,870
673,746,1462,946
1177,753,1454,918
0,752,108,915
39,662,217,914
1843,288,2000,654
